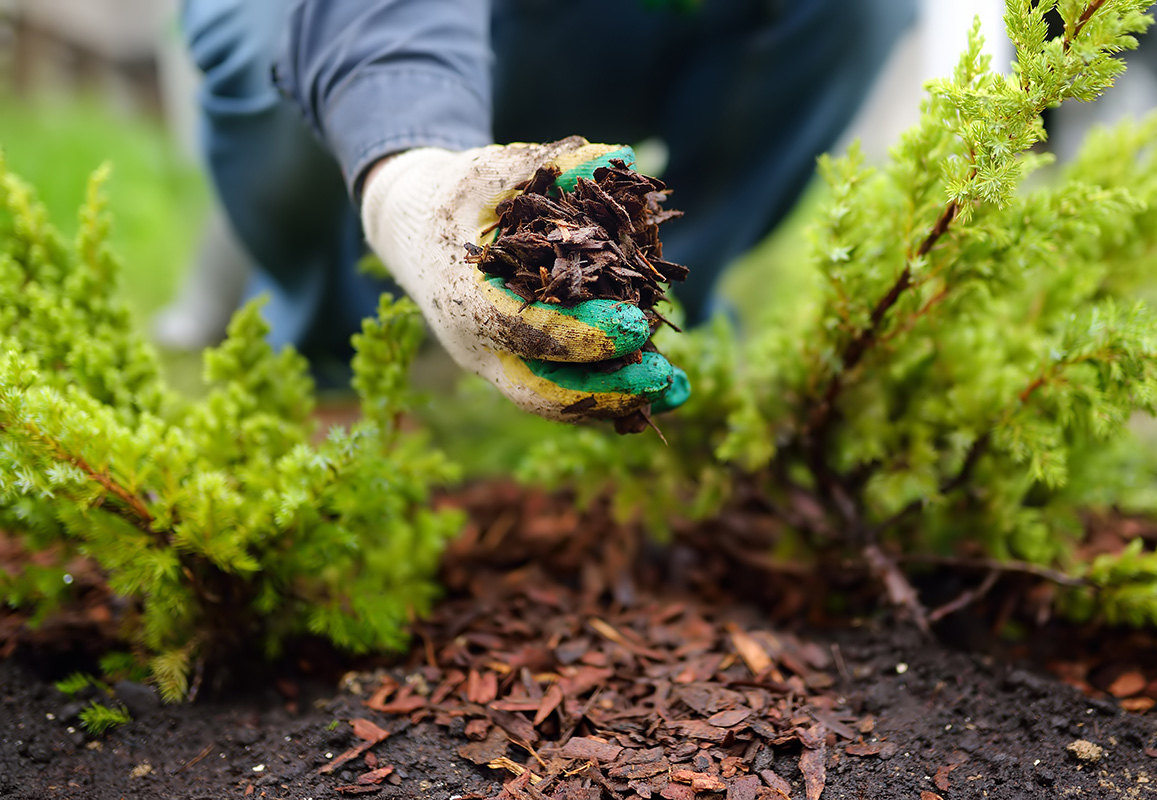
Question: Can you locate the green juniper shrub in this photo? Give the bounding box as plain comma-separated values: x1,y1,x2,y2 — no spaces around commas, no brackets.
0,158,462,701
517,0,1157,626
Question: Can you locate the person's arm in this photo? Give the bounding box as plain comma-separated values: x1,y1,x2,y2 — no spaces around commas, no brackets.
274,0,493,198
277,3,689,423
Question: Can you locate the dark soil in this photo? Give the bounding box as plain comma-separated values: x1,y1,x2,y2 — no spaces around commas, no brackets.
2,483,1156,800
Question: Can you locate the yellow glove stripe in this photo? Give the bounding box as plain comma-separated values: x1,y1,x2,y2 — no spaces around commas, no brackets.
475,273,624,361
496,351,651,418
551,143,630,178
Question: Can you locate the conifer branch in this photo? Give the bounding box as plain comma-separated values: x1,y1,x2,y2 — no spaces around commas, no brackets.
1014,347,1122,411
800,195,965,530
1066,0,1109,51
2,418,157,533
805,198,962,443
876,283,952,347
940,432,990,495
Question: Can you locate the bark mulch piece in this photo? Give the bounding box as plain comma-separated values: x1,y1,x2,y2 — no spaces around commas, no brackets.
464,160,686,315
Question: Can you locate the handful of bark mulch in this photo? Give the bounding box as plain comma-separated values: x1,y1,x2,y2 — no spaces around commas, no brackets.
465,160,688,435
464,159,688,315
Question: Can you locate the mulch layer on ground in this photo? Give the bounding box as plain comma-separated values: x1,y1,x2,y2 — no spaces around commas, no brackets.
2,482,1156,800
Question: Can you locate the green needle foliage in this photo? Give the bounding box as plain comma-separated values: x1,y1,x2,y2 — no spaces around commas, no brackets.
519,0,1157,626
77,702,132,736
0,157,462,700
54,671,134,734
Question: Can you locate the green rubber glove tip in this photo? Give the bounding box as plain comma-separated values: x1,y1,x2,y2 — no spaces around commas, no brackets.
526,350,674,400
651,366,690,414
568,297,650,354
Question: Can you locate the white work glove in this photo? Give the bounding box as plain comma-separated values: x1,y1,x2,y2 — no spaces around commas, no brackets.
360,136,689,422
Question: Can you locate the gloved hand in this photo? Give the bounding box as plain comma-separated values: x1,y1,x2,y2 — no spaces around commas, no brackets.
360,136,689,423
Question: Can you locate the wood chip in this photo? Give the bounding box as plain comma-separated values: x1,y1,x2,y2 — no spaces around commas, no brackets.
362,488,864,799
458,728,510,765
318,720,390,775
729,625,772,676
669,719,730,742
465,718,491,740
609,761,670,780
933,763,957,791
467,160,685,314
356,766,395,785
559,736,624,764
726,774,762,800
489,708,538,744
760,769,793,798
467,670,499,705
533,682,565,726
351,718,390,743
660,784,696,800
671,770,727,792
799,745,826,800
1120,696,1156,712
363,678,398,712
370,693,425,714
845,742,886,757
809,709,857,741
708,707,753,728
1108,671,1147,698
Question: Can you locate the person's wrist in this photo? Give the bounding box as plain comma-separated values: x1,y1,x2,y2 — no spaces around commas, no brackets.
363,159,389,192
358,151,404,208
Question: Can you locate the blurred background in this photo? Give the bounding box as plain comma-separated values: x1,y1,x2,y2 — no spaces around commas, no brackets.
1,0,206,334
1,0,1154,356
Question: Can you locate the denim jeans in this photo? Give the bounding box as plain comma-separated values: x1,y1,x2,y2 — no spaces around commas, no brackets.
181,0,916,362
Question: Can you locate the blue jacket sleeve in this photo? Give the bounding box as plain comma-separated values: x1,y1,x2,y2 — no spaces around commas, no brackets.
274,0,494,198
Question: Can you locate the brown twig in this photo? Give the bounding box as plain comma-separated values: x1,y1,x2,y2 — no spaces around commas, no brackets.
928,569,1000,623
805,199,961,442
864,543,930,634
176,742,215,773
897,552,1088,587
1066,0,1108,51
942,432,991,495
877,282,952,347
1018,374,1048,405
10,419,156,531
